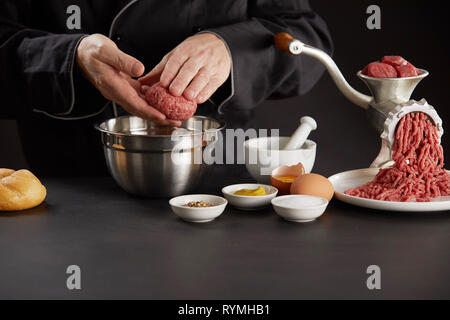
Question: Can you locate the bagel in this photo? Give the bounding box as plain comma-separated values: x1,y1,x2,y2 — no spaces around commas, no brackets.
0,169,47,211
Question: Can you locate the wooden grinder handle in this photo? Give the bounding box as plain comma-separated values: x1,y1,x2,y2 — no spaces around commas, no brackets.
274,32,295,53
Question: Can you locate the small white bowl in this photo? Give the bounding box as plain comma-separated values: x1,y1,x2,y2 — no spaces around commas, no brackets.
169,194,228,223
222,184,278,211
271,195,328,223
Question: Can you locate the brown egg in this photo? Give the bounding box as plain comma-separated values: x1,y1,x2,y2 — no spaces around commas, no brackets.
270,163,305,196
290,173,334,201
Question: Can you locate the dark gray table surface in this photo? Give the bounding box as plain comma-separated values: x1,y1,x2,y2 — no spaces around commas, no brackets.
1,164,449,300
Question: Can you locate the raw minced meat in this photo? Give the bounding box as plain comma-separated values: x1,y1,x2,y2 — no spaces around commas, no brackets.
145,83,197,121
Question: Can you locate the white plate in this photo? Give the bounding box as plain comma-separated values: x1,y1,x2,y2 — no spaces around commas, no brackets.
329,168,450,212
222,184,278,211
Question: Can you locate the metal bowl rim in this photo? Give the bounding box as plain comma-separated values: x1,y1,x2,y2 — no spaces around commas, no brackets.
357,68,429,81
94,115,226,138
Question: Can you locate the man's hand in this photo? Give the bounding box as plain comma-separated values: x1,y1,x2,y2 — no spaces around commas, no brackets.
139,33,231,104
76,34,180,126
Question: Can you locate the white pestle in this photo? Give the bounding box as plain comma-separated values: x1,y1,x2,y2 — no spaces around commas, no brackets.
283,116,317,150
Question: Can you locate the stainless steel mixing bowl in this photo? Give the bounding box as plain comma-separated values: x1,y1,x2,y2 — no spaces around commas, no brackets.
95,116,225,197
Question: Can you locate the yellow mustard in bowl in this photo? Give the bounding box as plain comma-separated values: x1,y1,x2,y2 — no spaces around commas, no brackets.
233,186,268,196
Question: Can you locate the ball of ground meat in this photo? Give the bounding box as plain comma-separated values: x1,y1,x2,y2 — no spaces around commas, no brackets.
145,83,197,121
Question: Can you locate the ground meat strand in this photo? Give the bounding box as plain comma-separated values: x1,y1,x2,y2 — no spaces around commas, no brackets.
345,113,450,202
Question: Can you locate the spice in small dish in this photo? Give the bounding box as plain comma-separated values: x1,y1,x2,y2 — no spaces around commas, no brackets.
184,201,217,208
233,186,267,196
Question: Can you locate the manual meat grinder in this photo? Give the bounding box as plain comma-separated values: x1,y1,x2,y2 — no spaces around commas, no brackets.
274,32,444,168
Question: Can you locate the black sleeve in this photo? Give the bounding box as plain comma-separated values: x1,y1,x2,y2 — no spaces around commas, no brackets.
205,0,333,113
0,0,107,119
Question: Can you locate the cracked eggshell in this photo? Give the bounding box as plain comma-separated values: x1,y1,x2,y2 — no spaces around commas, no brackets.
270,163,306,196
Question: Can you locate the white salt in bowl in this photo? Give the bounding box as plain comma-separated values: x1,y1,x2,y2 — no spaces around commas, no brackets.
271,195,328,223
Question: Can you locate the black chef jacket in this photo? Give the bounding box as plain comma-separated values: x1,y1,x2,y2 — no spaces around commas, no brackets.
0,0,332,177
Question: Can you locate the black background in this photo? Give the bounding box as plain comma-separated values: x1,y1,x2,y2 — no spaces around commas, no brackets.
0,0,449,177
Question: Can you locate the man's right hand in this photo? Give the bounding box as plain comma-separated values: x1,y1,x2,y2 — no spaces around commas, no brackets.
76,34,180,126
